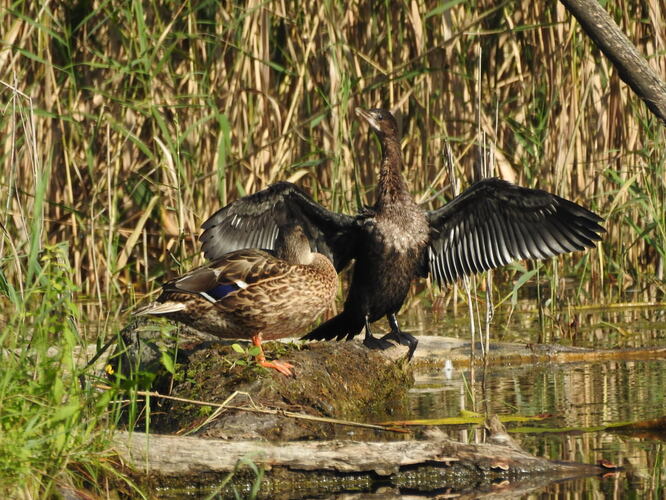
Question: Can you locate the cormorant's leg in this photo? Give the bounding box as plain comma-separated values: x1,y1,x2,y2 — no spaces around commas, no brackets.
251,334,295,376
362,315,393,350
381,314,418,360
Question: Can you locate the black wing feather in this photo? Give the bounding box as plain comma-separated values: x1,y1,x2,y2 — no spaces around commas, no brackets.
200,181,357,271
426,178,605,285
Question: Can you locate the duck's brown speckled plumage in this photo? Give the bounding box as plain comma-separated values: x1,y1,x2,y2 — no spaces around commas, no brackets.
136,225,337,374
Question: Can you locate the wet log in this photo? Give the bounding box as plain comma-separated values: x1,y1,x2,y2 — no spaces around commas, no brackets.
109,324,615,496
413,335,666,368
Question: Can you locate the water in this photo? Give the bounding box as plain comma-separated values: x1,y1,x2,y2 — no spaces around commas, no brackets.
406,303,666,498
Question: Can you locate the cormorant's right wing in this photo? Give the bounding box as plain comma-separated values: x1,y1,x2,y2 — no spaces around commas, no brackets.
200,181,357,271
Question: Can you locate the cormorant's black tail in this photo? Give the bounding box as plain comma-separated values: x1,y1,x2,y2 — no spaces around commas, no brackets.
301,311,364,342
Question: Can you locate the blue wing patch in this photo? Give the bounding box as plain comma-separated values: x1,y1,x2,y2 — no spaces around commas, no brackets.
206,283,240,300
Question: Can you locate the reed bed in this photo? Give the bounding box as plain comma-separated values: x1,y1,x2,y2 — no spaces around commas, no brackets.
0,0,665,495
1,0,664,313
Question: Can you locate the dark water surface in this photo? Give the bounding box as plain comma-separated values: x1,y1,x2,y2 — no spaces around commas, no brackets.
412,360,666,498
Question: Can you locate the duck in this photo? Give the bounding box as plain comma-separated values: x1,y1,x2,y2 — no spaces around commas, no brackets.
135,225,337,375
199,108,605,359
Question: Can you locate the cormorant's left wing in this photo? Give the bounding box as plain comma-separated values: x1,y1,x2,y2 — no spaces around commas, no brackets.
426,178,605,285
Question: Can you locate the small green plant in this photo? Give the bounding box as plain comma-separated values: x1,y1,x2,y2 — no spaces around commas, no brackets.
229,343,262,370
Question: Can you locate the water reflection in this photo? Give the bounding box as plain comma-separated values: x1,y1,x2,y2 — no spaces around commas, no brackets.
401,299,666,349
411,358,666,498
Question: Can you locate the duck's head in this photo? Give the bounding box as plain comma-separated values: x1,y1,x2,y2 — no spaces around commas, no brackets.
355,107,399,139
275,225,313,265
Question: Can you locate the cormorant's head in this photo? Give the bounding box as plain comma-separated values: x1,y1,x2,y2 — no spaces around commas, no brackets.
355,107,399,139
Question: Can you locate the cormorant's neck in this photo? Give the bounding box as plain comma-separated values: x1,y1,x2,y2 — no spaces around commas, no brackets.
376,135,411,209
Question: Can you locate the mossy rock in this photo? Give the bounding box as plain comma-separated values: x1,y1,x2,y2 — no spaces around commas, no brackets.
144,338,414,441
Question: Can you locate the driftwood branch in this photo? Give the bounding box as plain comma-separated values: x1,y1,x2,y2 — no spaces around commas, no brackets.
115,431,454,476
559,0,666,124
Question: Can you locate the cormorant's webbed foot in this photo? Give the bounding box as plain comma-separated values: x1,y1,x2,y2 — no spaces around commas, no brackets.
362,315,393,350
363,333,394,350
382,314,419,360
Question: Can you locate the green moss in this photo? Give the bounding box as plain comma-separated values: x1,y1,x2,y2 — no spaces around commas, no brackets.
141,339,413,439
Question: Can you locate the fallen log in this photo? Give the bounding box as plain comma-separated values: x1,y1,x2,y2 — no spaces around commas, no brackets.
107,323,615,497
113,418,604,478
413,335,666,368
113,424,606,498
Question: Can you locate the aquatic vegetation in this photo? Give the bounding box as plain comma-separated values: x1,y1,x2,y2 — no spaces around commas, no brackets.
0,244,135,497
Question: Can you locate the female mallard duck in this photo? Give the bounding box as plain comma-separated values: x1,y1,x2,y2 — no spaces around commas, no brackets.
136,225,337,375
199,108,605,360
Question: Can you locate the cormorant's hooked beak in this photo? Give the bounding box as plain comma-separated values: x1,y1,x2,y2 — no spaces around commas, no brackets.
355,107,380,131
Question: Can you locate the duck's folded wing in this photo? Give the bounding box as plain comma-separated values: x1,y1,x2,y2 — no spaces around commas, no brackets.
426,178,605,286
200,181,357,271
163,250,290,301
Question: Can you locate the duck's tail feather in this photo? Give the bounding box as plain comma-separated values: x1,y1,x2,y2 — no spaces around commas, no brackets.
134,301,186,316
301,311,364,342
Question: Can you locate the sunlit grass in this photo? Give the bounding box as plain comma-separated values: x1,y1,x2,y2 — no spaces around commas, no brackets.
0,83,132,497
0,243,134,497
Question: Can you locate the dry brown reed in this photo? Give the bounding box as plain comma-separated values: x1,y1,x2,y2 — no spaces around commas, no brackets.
1,0,664,318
